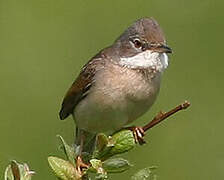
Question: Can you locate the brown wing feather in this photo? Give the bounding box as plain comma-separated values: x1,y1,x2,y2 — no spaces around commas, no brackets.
59,53,105,120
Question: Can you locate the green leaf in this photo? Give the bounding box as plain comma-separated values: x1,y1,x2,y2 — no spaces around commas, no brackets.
92,134,114,159
57,135,76,166
89,159,106,174
48,156,81,180
4,160,34,180
131,167,157,180
110,130,136,154
89,159,108,179
96,133,109,152
95,173,108,180
90,159,102,171
4,164,14,180
103,158,132,173
102,130,136,159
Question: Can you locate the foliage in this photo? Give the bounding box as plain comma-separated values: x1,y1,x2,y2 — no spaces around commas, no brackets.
4,160,34,180
2,130,160,180
131,167,157,180
4,102,190,179
47,131,155,180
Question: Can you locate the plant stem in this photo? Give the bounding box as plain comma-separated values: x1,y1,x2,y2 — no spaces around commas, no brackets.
143,101,190,132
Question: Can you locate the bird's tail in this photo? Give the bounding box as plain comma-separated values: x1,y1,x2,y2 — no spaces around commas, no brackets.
75,127,97,155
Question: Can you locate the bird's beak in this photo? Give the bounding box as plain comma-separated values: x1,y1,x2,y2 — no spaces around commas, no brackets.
158,44,172,53
149,44,172,54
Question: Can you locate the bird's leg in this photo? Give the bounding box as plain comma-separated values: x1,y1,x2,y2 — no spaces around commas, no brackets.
126,101,191,145
125,112,165,145
76,156,89,175
126,126,146,145
76,131,89,175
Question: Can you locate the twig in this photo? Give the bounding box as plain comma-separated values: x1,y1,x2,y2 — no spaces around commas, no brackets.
143,101,190,132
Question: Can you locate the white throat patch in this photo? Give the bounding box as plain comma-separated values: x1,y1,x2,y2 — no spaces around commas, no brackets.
120,50,169,71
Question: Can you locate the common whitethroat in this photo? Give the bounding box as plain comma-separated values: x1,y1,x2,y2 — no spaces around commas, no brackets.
59,17,172,152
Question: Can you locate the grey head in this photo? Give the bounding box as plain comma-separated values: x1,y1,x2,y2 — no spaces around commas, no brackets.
112,17,172,58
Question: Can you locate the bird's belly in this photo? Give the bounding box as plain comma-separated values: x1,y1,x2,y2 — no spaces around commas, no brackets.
74,84,160,133
74,91,158,133
74,65,161,133
74,98,129,133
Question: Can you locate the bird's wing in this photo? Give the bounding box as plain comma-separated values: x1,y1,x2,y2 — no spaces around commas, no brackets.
59,54,105,120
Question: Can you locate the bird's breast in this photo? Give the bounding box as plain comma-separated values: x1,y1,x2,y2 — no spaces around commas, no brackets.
74,62,161,133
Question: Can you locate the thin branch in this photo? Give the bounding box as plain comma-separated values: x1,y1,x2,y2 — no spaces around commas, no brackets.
143,101,190,132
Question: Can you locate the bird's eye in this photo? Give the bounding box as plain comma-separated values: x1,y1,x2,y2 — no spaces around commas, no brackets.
133,39,142,49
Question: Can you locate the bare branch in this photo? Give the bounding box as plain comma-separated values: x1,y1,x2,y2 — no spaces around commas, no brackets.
143,101,190,132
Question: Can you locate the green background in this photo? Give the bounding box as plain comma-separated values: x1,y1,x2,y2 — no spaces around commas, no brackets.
0,0,223,179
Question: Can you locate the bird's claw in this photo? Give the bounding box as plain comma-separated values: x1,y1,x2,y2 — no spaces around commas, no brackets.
76,156,89,175
127,126,146,145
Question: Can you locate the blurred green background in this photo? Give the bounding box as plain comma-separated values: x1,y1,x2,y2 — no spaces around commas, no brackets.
0,0,223,179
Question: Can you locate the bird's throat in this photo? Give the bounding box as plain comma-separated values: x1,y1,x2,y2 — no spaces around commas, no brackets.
119,50,169,71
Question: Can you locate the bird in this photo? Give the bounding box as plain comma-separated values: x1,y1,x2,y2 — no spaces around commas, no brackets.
59,17,172,165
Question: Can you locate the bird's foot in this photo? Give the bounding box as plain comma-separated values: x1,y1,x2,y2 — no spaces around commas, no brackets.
126,126,146,145
76,156,89,175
